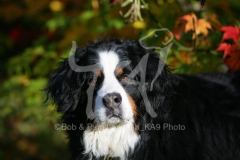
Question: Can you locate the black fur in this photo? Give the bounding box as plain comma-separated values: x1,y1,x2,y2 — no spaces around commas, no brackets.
46,39,240,160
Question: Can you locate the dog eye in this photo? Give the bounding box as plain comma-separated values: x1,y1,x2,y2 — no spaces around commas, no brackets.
120,75,129,83
121,76,129,81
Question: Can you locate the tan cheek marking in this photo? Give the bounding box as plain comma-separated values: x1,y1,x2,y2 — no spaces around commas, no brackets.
94,70,102,78
127,94,137,116
115,68,123,77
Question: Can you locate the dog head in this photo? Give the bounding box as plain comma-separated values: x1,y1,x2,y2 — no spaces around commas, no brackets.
46,39,169,126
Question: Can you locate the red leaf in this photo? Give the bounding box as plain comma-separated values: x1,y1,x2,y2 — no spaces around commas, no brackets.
220,25,240,43
216,43,232,58
216,43,240,58
225,51,240,71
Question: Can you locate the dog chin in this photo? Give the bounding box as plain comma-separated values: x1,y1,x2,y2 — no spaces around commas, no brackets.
106,116,122,124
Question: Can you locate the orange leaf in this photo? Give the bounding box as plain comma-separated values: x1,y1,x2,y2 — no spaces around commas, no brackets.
172,13,196,40
172,24,185,40
193,19,212,39
173,13,212,40
181,13,197,33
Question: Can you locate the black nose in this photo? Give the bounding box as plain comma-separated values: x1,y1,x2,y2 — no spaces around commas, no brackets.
103,92,122,108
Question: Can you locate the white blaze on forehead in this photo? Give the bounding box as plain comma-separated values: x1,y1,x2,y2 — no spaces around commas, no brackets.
98,51,120,98
99,51,119,78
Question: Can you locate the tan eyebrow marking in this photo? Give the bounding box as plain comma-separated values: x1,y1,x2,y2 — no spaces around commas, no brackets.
94,70,102,78
115,68,123,76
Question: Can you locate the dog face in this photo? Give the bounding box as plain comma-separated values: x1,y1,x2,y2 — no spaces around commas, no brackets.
48,41,150,124
46,39,166,125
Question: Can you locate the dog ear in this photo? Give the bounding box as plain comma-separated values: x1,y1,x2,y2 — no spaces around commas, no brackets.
146,51,170,86
128,45,172,117
46,47,87,112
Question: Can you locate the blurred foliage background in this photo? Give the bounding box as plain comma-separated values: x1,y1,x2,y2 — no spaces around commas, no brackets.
0,0,240,159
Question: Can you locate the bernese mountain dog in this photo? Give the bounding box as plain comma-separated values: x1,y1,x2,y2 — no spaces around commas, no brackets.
46,39,240,160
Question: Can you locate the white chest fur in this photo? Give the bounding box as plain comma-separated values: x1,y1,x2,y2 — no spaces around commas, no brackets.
83,122,139,159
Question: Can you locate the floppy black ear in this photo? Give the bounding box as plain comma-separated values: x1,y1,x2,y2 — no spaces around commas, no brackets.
45,43,90,113
131,47,172,116
146,51,171,86
46,58,84,112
